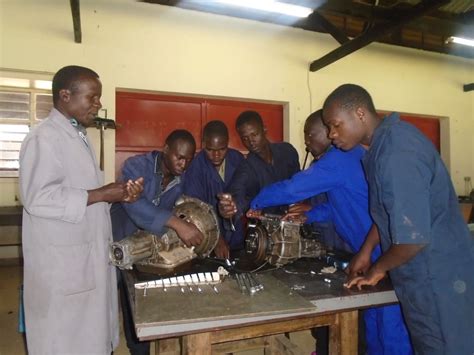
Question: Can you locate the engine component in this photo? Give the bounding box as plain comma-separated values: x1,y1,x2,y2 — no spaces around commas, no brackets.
109,196,220,273
245,214,326,267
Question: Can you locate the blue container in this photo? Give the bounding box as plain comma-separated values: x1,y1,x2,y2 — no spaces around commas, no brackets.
18,284,25,333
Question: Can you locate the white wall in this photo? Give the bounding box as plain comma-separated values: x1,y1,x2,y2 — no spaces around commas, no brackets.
1,0,473,208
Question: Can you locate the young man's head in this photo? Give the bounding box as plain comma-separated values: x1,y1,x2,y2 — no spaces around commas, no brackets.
52,65,102,127
163,129,196,176
322,84,378,151
235,110,269,154
202,120,229,168
304,109,331,160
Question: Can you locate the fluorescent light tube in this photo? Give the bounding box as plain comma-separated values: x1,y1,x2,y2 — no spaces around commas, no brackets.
215,0,313,18
446,36,474,47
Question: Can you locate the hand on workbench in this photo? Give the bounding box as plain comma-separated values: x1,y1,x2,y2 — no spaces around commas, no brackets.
344,249,371,280
344,266,386,290
213,236,230,259
123,177,144,203
217,193,238,219
167,216,204,247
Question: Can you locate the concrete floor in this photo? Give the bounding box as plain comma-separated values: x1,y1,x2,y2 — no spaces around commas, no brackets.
0,265,315,355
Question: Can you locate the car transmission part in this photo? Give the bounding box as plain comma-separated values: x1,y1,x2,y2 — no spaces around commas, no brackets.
109,196,220,274
245,214,326,267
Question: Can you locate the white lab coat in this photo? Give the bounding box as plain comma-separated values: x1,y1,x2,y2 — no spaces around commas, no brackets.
19,108,119,354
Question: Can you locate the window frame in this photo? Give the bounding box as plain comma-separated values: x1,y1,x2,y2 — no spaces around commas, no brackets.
0,73,53,178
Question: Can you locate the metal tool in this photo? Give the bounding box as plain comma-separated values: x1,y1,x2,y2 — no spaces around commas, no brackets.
302,147,310,170
229,217,236,232
93,109,116,171
235,273,264,296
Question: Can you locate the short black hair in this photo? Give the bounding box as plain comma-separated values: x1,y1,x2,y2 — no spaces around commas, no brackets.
235,110,264,130
203,120,229,141
305,109,324,128
52,65,99,105
165,129,196,149
323,84,376,114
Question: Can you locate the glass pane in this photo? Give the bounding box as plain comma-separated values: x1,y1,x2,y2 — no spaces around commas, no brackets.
0,124,29,173
34,80,52,90
0,91,30,102
0,91,30,120
36,93,52,104
0,78,29,88
35,94,53,120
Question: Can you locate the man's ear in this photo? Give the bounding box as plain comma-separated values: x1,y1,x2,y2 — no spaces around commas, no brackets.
355,107,366,123
59,89,71,103
163,144,169,154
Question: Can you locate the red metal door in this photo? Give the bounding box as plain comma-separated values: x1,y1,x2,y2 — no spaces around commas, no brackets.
115,91,284,178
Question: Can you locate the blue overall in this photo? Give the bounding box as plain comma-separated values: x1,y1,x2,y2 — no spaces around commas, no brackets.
111,151,183,241
364,113,474,355
229,142,300,216
111,151,184,355
183,148,245,250
251,145,413,355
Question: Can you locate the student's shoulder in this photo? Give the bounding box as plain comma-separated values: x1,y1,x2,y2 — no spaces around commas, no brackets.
273,141,299,157
325,145,364,161
226,148,245,160
383,118,435,158
124,151,157,171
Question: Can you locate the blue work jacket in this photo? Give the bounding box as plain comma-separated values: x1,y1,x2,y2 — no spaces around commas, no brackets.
250,144,413,354
364,112,474,354
251,145,379,256
111,151,183,241
183,149,245,249
229,142,300,216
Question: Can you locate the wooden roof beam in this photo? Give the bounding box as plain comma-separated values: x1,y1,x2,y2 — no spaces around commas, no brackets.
309,0,450,72
70,0,82,43
307,12,350,45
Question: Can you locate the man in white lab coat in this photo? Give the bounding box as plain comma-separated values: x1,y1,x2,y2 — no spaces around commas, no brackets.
19,65,143,354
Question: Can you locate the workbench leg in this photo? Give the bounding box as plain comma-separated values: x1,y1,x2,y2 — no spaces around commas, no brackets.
182,332,211,355
338,310,358,355
155,337,180,355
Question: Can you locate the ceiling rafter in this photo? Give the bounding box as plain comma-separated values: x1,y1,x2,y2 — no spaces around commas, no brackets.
309,0,450,72
70,0,82,43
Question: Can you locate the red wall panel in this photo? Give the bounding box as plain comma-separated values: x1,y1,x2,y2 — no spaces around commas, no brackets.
116,92,203,150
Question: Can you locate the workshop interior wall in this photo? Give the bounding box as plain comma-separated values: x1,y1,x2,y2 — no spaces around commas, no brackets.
0,0,473,206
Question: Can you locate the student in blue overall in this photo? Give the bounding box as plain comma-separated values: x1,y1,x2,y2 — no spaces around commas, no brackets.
218,110,300,221
111,129,204,355
249,109,412,355
183,120,245,258
323,84,474,355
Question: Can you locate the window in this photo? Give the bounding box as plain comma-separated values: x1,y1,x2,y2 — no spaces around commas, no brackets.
0,70,53,177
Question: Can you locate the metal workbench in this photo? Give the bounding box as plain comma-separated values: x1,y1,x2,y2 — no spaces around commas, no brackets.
123,257,398,354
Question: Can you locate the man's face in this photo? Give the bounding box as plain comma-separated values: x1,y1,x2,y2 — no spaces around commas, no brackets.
204,135,228,168
237,122,268,154
304,121,331,160
62,76,102,127
323,102,365,151
163,139,195,176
